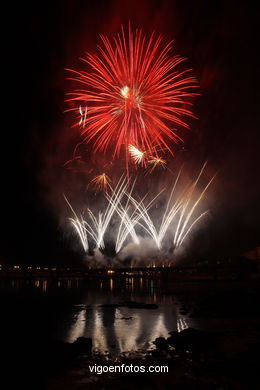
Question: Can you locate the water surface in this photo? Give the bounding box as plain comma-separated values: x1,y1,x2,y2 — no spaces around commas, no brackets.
1,276,259,356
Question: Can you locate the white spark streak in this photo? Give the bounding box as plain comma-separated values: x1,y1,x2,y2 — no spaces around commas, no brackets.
79,105,88,128
64,165,214,256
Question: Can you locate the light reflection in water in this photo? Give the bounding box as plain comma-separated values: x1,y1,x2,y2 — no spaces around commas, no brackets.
109,278,113,291
148,313,169,346
153,288,157,303
150,279,154,296
11,275,188,354
66,303,178,354
67,309,86,343
115,309,141,352
61,277,180,354
93,308,108,352
177,316,189,332
125,278,131,290
42,280,47,293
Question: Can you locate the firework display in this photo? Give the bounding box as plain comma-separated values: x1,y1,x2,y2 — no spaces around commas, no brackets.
65,165,214,257
89,173,111,192
64,24,213,264
66,23,198,163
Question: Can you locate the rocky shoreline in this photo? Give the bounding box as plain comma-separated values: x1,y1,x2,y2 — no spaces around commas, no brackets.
43,324,260,390
2,288,260,389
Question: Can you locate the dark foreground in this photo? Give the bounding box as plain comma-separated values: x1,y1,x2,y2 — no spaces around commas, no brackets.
45,328,260,390
1,274,260,390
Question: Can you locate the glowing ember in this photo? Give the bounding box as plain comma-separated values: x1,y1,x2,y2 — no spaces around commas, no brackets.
128,144,146,165
89,173,111,192
148,157,167,172
120,86,130,99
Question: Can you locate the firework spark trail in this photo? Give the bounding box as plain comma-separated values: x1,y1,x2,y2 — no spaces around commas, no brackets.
125,170,185,249
79,105,88,128
107,181,140,253
173,162,208,246
64,177,129,251
126,190,165,249
66,176,141,254
64,196,103,250
87,176,129,249
89,173,111,192
113,180,140,253
64,195,89,252
65,167,214,255
70,218,88,252
112,181,162,253
148,156,166,172
114,208,140,253
86,209,103,247
128,144,146,165
66,23,198,160
175,174,215,247
63,155,81,167
177,210,209,247
125,166,214,250
157,169,183,245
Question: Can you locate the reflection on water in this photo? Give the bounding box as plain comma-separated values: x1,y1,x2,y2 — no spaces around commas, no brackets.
2,276,260,361
42,280,47,293
93,308,109,352
109,278,113,291
68,304,176,354
67,308,86,343
177,316,189,332
115,308,141,352
2,276,191,355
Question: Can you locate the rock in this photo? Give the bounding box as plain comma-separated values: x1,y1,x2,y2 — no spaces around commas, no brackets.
153,337,169,350
72,337,92,355
167,328,216,352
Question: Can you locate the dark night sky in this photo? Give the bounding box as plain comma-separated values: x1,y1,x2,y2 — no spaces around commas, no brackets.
3,0,259,265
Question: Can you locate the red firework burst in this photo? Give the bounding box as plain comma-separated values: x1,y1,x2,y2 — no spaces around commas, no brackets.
67,24,198,159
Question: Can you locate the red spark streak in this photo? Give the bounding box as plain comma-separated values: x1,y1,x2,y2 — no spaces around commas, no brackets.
67,24,198,159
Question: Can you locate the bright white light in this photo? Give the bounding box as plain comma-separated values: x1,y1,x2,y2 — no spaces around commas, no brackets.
120,85,130,98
